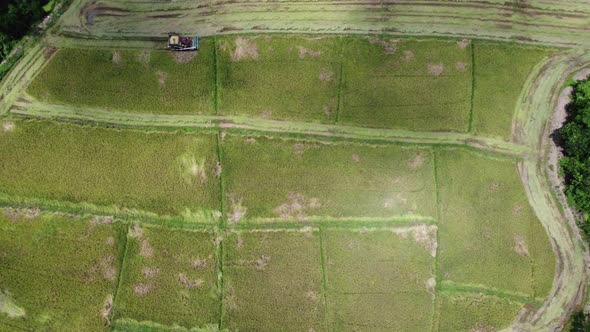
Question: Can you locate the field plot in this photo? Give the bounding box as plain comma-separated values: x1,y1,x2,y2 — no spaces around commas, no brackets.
0,209,124,331
26,44,215,114
323,227,436,331
472,43,555,140
221,134,437,223
435,292,523,331
436,148,555,298
113,225,219,329
339,37,472,132
0,119,220,220
222,229,324,331
218,35,342,123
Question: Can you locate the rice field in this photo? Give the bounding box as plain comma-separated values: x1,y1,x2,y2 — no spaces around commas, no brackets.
113,225,220,329
0,209,124,331
435,148,555,298
220,133,437,223
471,43,556,140
0,118,221,221
26,45,215,115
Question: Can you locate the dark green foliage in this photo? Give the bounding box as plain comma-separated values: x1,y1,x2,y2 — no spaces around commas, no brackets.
568,311,590,332
560,78,590,226
0,0,48,61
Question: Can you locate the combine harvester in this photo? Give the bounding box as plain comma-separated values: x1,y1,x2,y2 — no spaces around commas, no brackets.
167,33,199,51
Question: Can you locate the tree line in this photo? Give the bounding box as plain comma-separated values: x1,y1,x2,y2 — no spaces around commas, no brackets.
0,0,49,61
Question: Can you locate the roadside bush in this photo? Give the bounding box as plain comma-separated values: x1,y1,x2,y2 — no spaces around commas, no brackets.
560,77,590,235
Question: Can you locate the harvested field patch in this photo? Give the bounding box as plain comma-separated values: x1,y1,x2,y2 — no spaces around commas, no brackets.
115,226,219,328
0,209,124,331
0,119,220,220
436,148,555,297
223,229,323,331
1,121,14,133
340,38,472,132
221,134,437,222
26,44,215,115
472,43,555,139
323,228,435,331
218,35,341,123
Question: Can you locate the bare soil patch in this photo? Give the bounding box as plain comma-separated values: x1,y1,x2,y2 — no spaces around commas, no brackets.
368,37,398,54
573,68,590,81
140,239,153,258
142,267,160,278
425,277,436,294
43,46,58,59
245,137,256,144
227,194,247,223
255,255,271,271
91,215,113,224
100,255,116,281
397,225,438,257
274,193,321,219
112,51,121,65
157,71,167,86
319,68,335,82
2,121,15,133
298,46,321,59
428,63,444,76
232,37,259,62
513,234,529,256
178,273,204,289
458,39,471,49
306,290,319,302
129,223,144,239
174,52,196,64
293,143,306,156
133,283,152,296
403,50,415,61
3,207,40,222
407,153,425,170
213,161,222,178
456,61,467,72
193,257,208,268
352,153,360,162
101,294,113,325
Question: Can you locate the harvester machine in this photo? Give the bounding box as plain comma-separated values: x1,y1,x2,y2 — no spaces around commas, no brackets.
167,34,199,51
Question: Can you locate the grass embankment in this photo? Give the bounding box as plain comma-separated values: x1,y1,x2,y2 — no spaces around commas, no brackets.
0,118,220,221
0,209,125,331
221,133,437,223
436,148,555,299
26,44,215,114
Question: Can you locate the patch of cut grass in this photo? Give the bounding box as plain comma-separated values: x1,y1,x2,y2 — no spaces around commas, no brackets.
26,44,215,114
0,119,220,220
217,35,341,123
0,209,124,331
436,148,555,297
472,43,555,140
323,227,435,331
114,225,219,328
435,292,523,332
222,229,324,331
340,37,472,132
221,134,437,222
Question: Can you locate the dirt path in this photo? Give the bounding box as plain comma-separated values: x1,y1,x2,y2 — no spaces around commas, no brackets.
507,49,590,331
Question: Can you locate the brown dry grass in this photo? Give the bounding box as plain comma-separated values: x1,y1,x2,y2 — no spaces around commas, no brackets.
428,63,444,76
351,153,360,162
3,207,40,222
407,153,425,170
425,277,436,294
138,51,150,64
293,143,306,156
140,239,153,258
193,257,208,268
101,294,113,325
129,224,144,239
101,255,116,281
232,37,259,62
